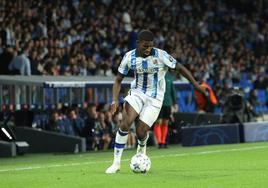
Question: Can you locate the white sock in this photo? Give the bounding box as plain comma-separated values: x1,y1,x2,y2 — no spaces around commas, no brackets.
113,128,128,164
138,132,149,148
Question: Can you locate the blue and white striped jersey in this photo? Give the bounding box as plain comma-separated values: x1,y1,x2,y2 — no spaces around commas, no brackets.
118,48,177,104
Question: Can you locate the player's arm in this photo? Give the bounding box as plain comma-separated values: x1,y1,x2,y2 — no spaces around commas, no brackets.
111,73,124,115
111,52,130,115
175,63,206,95
160,50,206,97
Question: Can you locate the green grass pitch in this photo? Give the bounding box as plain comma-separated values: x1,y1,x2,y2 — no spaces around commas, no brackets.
1,142,268,188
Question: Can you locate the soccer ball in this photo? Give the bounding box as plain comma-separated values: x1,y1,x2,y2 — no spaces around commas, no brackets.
130,153,151,173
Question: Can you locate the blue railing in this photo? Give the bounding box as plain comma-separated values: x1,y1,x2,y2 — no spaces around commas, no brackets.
0,76,267,114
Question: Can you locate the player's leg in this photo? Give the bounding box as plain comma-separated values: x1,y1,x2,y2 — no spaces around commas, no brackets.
160,106,171,148
138,103,161,154
105,102,139,174
136,120,150,154
161,118,169,148
154,107,163,148
127,125,136,148
153,118,163,148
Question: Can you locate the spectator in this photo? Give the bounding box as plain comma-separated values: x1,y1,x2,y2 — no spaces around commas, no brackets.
68,108,85,137
60,107,75,136
195,77,219,113
83,103,98,150
45,110,62,133
248,89,263,117
98,111,112,150
8,43,31,75
29,50,42,75
0,45,15,75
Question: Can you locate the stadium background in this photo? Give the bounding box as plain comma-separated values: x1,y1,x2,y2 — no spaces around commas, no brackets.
0,0,268,157
0,0,268,149
1,0,268,187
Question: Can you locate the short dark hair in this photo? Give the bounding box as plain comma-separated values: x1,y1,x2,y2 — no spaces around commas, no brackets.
137,30,154,41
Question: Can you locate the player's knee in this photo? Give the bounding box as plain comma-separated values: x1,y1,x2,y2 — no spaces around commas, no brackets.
120,119,132,131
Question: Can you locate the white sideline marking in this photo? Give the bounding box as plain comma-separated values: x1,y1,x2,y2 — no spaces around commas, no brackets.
0,145,267,173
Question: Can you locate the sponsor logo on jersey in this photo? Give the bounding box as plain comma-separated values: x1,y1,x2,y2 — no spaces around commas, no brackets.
136,67,158,74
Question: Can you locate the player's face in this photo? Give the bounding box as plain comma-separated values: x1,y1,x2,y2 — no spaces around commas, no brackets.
138,40,154,57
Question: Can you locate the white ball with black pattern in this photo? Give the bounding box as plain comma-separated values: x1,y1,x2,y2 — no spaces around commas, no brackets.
130,153,151,173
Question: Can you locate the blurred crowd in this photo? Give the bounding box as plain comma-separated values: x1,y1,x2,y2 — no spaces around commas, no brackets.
1,0,268,103
1,0,268,149
0,0,267,83
31,103,133,151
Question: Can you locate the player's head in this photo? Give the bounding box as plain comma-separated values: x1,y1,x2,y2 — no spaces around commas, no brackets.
137,30,154,57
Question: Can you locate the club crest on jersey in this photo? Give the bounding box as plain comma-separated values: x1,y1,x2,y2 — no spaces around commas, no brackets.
153,59,158,64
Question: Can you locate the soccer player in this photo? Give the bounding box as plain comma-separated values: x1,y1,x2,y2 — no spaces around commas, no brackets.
105,30,206,173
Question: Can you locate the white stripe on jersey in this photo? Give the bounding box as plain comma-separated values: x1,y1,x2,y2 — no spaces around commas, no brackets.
118,48,177,103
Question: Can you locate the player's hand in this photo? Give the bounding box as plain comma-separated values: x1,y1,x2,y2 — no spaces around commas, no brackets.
111,101,119,115
197,85,207,96
172,104,179,113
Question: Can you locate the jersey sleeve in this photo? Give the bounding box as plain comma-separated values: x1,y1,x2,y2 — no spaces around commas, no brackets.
118,53,130,76
161,50,177,69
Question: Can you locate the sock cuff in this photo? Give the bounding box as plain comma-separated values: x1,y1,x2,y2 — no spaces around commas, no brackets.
138,132,149,147
118,128,128,136
115,129,129,144
140,132,149,141
115,143,125,148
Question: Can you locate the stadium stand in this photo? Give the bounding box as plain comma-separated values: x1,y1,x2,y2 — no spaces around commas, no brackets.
0,0,268,152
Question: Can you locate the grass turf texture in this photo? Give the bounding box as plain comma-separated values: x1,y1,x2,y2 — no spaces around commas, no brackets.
1,142,268,188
